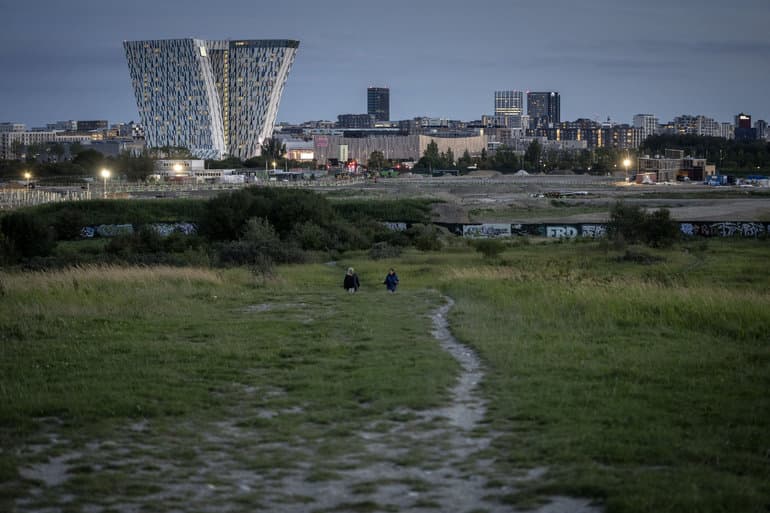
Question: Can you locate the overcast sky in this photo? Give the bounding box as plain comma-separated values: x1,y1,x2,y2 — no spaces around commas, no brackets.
1,0,768,127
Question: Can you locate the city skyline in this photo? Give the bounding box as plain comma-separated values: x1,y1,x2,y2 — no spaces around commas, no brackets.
1,0,769,127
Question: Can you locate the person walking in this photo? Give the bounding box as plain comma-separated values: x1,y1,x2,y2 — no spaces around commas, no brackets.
383,268,399,293
343,267,360,293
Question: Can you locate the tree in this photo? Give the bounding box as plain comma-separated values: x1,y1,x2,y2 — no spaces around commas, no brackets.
116,151,154,180
523,140,542,171
577,149,593,172
206,156,243,169
492,146,519,172
69,142,83,157
479,148,490,169
443,148,455,168
367,150,386,172
148,146,193,159
49,142,66,162
458,149,473,171
260,138,286,161
72,149,105,174
25,143,42,163
10,140,24,161
606,202,679,248
415,140,440,170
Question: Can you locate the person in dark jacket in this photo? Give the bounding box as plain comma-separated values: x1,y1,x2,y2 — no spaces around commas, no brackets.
343,267,360,293
383,268,399,293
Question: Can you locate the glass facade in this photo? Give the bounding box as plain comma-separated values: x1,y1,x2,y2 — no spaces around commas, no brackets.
124,38,299,159
527,91,560,130
367,87,390,122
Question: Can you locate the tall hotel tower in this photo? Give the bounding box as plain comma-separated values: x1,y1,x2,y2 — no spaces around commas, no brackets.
494,90,523,128
367,87,390,122
124,39,299,159
526,91,560,129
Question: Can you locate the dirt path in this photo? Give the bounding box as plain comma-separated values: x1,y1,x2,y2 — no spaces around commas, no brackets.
14,298,601,513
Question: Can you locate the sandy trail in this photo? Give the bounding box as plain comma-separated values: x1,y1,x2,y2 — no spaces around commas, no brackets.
15,298,600,513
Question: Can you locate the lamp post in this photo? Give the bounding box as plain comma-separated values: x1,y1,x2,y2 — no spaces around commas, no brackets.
623,158,631,182
100,168,110,198
272,160,276,171
24,171,31,189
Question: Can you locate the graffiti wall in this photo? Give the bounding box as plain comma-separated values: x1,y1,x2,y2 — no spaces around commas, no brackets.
463,223,512,238
679,222,768,238
437,222,769,239
80,223,198,238
382,222,408,231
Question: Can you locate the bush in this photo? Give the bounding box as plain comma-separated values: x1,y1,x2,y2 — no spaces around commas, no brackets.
406,224,443,251
369,242,402,260
332,199,434,224
607,202,679,248
290,221,329,251
643,208,680,248
52,208,89,240
217,217,305,267
472,239,506,259
0,211,56,261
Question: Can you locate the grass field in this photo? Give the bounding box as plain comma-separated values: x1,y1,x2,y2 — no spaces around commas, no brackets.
1,239,768,512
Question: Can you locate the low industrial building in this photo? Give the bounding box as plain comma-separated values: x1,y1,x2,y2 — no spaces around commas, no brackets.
637,149,714,182
312,134,488,165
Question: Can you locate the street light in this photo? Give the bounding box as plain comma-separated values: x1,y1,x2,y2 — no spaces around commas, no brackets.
23,171,31,189
100,168,111,198
623,158,631,182
272,160,276,171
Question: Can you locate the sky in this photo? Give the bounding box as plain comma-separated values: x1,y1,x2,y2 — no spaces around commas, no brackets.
1,0,769,128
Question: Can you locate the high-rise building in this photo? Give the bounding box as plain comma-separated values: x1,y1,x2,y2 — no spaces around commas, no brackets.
668,115,721,137
734,113,756,141
337,114,375,129
633,114,659,142
76,120,109,132
527,91,560,129
755,119,768,140
720,122,735,140
367,87,390,122
124,38,299,159
494,91,523,128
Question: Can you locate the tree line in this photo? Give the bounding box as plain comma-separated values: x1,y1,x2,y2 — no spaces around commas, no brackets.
0,138,308,182
393,139,631,175
641,135,770,173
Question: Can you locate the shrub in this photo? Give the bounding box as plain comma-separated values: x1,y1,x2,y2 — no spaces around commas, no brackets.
199,189,255,241
217,217,305,266
607,202,679,248
52,208,89,241
369,242,402,260
289,221,329,251
606,202,646,244
643,208,680,248
0,211,55,261
406,223,444,251
472,239,506,259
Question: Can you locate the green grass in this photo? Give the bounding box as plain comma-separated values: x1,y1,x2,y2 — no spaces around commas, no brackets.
1,239,769,512
435,240,770,513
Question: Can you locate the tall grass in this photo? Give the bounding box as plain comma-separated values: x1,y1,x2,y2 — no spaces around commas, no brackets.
439,241,770,513
0,262,456,430
1,240,768,513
